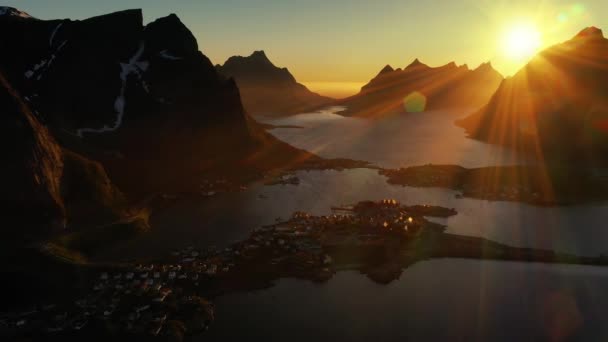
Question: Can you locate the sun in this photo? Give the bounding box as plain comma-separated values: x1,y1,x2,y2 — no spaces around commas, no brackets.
502,23,542,61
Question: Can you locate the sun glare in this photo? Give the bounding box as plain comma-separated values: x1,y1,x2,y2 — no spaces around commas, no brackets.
502,23,542,61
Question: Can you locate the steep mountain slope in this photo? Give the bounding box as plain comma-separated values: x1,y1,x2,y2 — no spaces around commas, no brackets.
0,8,317,196
338,59,503,117
457,27,608,163
1,72,65,239
0,72,128,242
216,51,333,116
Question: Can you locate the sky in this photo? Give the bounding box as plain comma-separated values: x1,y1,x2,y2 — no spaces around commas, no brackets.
5,0,608,97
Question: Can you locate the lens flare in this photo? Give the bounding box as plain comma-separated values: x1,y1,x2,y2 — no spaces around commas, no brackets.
403,91,427,112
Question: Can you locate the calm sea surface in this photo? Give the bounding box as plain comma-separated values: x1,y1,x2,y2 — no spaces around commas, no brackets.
103,107,608,341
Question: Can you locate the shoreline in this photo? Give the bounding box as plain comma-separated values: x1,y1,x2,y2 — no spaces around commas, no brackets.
379,164,608,206
5,199,608,340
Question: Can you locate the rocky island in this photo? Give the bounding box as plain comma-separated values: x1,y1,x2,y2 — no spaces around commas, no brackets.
380,164,608,205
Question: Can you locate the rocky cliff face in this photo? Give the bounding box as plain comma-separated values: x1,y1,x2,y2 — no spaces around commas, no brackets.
338,59,503,117
457,27,608,163
0,9,251,150
216,51,332,116
0,72,65,239
0,9,314,198
0,72,127,241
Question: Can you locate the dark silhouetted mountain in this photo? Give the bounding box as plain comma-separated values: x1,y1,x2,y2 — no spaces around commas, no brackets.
0,9,317,198
338,59,503,117
0,73,128,242
0,6,32,18
457,27,608,164
216,51,333,116
405,58,430,70
1,72,65,238
378,64,395,75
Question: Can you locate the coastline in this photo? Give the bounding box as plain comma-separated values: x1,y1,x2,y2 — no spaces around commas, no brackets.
5,199,608,340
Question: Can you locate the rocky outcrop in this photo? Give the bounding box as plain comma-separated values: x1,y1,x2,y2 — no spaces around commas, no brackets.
338,59,503,117
457,27,608,163
216,50,333,116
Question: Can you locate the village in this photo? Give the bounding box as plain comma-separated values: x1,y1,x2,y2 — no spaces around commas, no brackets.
1,199,457,340
7,198,605,340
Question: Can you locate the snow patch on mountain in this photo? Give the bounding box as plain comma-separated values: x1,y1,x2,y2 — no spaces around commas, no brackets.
25,60,47,79
49,23,63,47
159,50,182,60
77,42,148,137
25,40,68,81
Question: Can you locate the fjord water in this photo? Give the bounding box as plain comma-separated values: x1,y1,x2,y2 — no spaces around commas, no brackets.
103,107,608,340
262,106,524,168
206,261,608,341
101,168,608,260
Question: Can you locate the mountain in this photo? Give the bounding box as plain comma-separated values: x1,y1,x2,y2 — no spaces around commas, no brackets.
1,72,65,239
0,72,129,242
0,8,316,199
0,6,31,18
337,59,503,117
216,51,333,116
457,27,608,163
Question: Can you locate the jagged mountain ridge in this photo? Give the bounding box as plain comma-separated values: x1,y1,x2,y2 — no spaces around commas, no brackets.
0,8,317,197
0,9,248,142
457,26,608,163
337,59,503,117
216,50,333,116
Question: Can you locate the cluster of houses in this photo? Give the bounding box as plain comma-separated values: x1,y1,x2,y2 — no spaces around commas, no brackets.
1,228,336,339
256,199,444,252
199,178,247,197
1,247,226,339
264,173,300,186
1,199,454,340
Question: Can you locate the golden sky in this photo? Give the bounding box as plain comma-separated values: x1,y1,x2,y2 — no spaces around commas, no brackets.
8,0,608,97
192,0,607,97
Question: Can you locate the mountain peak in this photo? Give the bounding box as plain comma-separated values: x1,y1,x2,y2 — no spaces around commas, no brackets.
221,50,277,71
145,12,198,54
379,64,394,75
251,50,267,57
0,6,33,19
575,26,604,39
218,49,300,87
475,61,492,70
473,61,503,77
250,50,271,62
216,50,331,114
405,58,429,69
442,61,457,69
